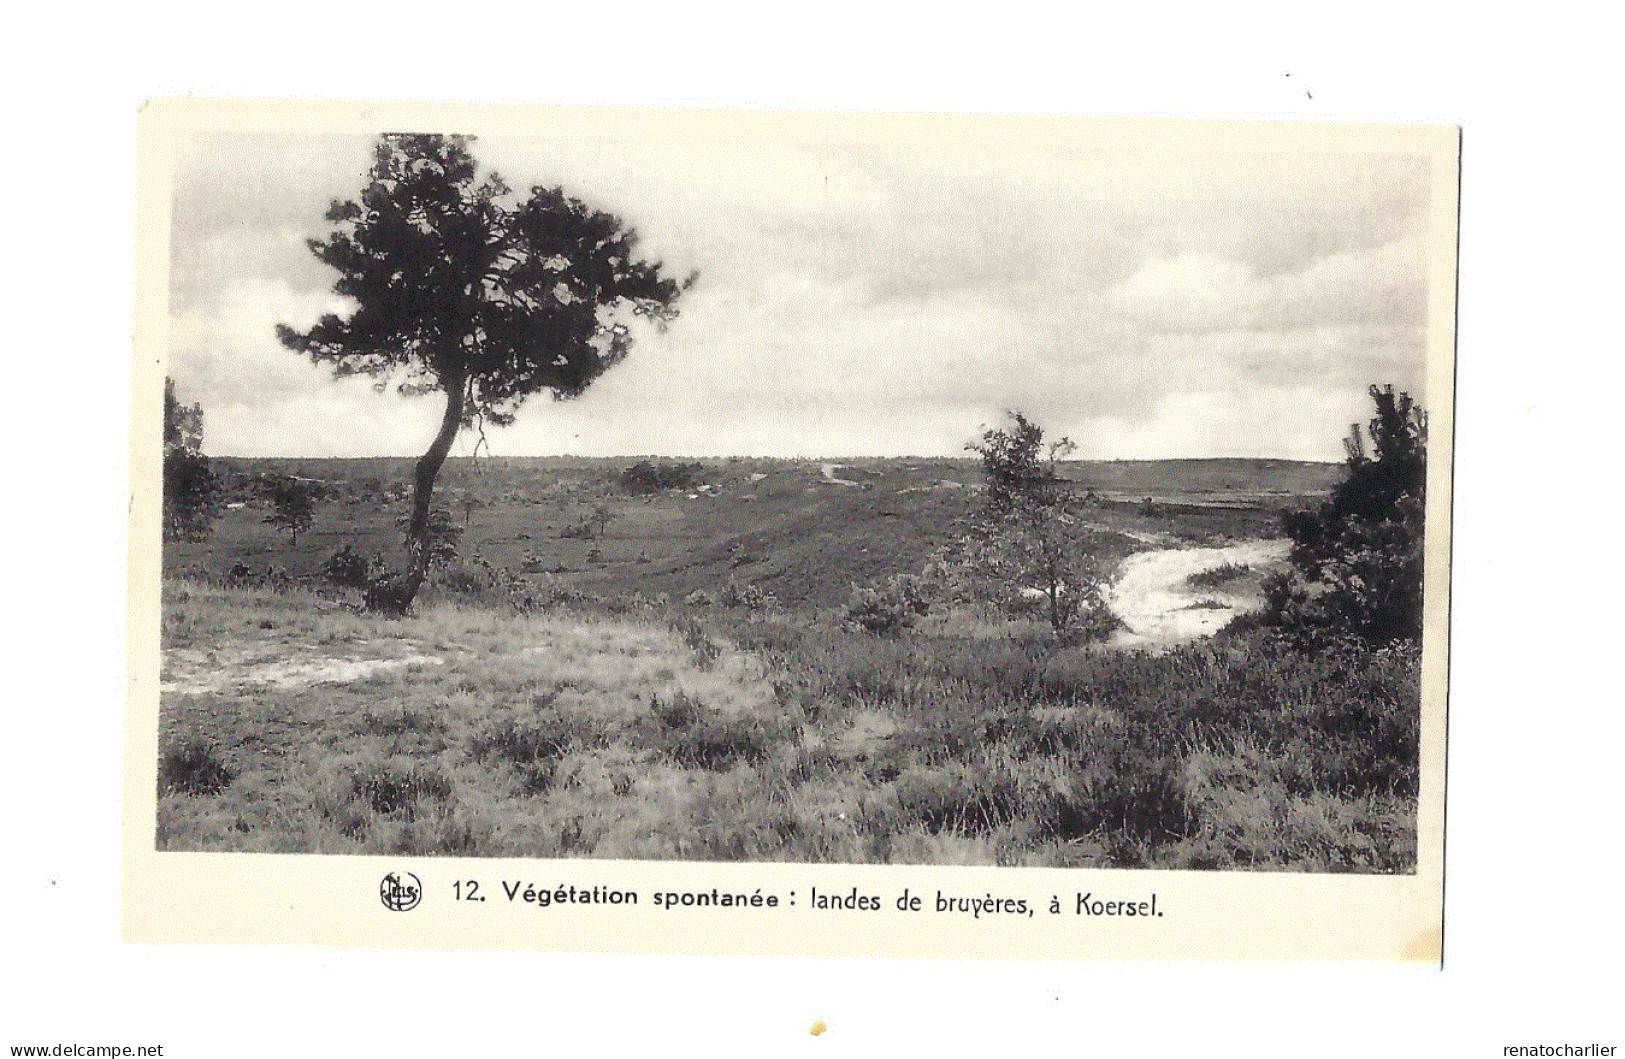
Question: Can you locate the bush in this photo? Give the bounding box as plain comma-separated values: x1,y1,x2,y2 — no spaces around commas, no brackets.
620,460,705,495
159,739,234,795
892,763,1023,835
718,579,776,610
223,564,295,591
1267,385,1427,647
434,561,495,599
323,545,381,589
670,617,722,669
162,378,222,541
472,715,591,794
645,698,779,771
163,448,222,541
650,690,706,731
964,411,1121,640
845,575,931,636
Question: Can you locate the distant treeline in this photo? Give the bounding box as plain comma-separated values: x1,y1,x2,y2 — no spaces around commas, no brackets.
619,460,707,495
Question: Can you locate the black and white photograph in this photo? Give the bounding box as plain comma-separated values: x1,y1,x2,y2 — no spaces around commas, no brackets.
14,6,1624,1050
146,105,1452,884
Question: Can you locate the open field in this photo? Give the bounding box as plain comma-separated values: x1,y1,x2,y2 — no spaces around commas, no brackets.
153,455,1418,871
171,456,1339,607
157,580,1418,870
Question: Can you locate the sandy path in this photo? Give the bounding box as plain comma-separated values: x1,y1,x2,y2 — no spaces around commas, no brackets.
1105,538,1290,648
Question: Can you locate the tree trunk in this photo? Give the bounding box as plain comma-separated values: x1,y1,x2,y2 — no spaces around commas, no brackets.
411,372,466,543
365,372,465,615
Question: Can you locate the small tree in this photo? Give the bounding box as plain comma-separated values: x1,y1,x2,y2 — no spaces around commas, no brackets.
1269,384,1428,646
964,412,1116,640
262,477,317,545
588,503,616,540
162,378,221,541
278,133,692,613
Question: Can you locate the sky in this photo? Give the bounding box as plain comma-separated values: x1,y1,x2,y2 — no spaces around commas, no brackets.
166,119,1439,461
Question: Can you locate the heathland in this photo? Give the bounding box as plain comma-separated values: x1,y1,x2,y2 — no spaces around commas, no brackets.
157,455,1420,872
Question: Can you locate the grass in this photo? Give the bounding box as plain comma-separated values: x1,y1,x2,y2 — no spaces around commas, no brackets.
159,739,235,795
168,455,1334,608
156,578,1418,871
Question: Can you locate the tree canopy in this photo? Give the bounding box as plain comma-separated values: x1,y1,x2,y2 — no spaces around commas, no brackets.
261,477,318,545
962,412,1117,640
277,133,693,610
162,378,220,542
1270,384,1428,645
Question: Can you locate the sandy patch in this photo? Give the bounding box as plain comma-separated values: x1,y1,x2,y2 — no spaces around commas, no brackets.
161,638,444,696
1106,539,1290,648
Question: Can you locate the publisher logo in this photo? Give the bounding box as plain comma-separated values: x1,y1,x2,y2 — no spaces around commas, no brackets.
380,871,422,912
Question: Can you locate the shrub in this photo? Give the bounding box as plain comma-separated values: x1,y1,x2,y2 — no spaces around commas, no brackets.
1267,385,1427,647
349,763,452,817
1186,562,1250,589
652,707,778,771
323,545,381,589
844,575,930,636
620,460,705,495
892,763,1023,834
425,557,586,615
223,564,295,591
162,378,222,541
670,617,722,669
434,561,494,599
472,716,588,794
159,739,234,795
718,579,776,610
963,412,1121,640
650,690,705,730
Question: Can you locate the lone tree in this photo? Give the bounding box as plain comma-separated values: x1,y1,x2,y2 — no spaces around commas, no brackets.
262,477,318,545
1268,384,1428,645
162,377,221,541
964,411,1117,640
588,503,616,540
278,134,692,612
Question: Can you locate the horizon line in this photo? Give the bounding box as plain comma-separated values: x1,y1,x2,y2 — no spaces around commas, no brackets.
202,452,1344,465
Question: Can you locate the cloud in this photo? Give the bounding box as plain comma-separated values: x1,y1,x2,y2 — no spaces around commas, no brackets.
165,128,1440,460
1069,384,1387,461
1104,234,1426,334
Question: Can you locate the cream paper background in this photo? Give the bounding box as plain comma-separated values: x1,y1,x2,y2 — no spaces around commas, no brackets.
125,100,1457,962
9,12,1619,1057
